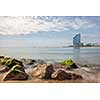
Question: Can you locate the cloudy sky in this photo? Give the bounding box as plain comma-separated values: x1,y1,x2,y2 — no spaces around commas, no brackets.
0,16,100,47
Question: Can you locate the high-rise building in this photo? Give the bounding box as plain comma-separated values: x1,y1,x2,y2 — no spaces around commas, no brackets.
73,34,81,47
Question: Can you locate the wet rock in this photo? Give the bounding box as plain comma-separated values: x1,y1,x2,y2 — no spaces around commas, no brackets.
36,59,46,64
32,64,54,79
0,57,10,65
0,56,4,59
60,59,78,69
51,69,83,80
0,57,24,68
20,58,36,65
12,59,24,67
21,58,46,65
2,65,28,81
0,65,10,73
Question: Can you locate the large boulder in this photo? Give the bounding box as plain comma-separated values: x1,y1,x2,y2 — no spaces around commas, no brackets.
60,59,78,69
51,69,83,80
0,57,24,69
32,64,54,79
2,65,28,81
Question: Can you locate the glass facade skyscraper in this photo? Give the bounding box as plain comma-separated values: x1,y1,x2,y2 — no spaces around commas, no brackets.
73,34,81,47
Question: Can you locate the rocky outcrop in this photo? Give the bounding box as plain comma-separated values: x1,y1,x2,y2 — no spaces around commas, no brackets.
0,57,24,73
0,57,28,81
32,64,54,79
0,65,10,73
20,58,36,65
0,56,83,82
2,65,28,81
60,59,78,69
51,69,83,80
21,58,46,66
0,56,4,59
36,59,46,65
0,57,23,68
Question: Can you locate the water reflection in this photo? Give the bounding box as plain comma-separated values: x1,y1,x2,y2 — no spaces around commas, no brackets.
73,47,80,61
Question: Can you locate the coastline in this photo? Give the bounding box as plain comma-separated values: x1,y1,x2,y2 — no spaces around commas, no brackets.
0,55,100,83
0,59,100,83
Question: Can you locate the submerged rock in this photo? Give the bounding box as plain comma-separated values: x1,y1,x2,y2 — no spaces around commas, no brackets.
32,64,54,79
36,59,46,64
21,58,46,65
20,58,36,65
51,69,83,80
2,65,28,81
0,56,4,59
60,59,78,69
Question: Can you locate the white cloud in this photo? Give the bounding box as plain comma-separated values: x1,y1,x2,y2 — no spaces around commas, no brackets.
0,16,96,35
82,34,100,43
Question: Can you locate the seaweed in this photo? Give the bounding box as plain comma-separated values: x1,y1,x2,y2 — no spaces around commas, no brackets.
60,59,78,69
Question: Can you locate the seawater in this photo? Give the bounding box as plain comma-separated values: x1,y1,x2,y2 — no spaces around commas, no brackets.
0,47,100,65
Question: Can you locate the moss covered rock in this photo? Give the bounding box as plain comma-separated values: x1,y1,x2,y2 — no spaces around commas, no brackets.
12,59,23,67
0,57,10,65
60,59,78,69
2,65,28,81
0,57,23,68
10,65,25,73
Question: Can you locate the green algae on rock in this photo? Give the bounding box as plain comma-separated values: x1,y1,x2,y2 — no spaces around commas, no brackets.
2,65,28,81
60,59,78,69
0,57,23,68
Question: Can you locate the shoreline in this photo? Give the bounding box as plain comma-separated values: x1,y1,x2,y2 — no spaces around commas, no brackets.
0,56,100,83
0,63,100,83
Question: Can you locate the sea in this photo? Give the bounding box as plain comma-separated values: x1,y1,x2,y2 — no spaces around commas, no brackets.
0,47,100,65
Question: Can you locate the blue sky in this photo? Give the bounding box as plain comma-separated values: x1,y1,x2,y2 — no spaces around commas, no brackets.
0,16,100,47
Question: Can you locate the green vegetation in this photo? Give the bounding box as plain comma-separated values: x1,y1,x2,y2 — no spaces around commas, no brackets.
0,58,10,65
0,57,23,68
60,59,78,69
10,65,25,73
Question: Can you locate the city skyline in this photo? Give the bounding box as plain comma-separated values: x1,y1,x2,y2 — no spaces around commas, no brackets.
0,16,100,47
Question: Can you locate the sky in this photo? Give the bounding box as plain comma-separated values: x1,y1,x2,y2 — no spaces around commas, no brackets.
0,16,100,47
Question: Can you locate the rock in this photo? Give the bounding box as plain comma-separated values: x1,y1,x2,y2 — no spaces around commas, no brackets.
0,57,10,65
51,69,83,80
21,58,46,65
20,58,36,65
0,57,24,68
36,59,46,64
0,56,4,59
60,59,78,69
0,66,10,73
12,59,24,67
2,65,28,81
32,64,54,79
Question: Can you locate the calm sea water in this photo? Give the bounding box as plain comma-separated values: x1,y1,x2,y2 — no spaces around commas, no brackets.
0,47,100,65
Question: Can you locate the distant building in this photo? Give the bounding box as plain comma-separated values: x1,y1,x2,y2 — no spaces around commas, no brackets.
73,34,81,47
